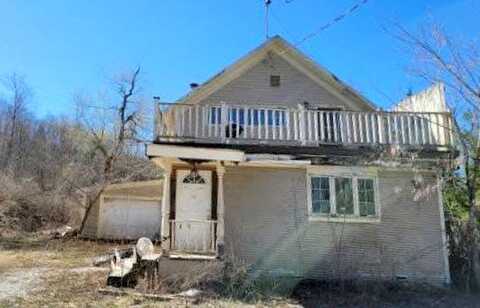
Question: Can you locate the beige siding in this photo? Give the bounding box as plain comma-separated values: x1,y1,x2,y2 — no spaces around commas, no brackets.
198,54,366,111
224,167,304,277
224,167,447,285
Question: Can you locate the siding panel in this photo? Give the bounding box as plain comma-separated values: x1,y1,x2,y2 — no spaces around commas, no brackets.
198,54,366,111
224,167,447,285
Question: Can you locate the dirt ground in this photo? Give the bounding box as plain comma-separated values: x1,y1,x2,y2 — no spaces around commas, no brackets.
0,234,479,308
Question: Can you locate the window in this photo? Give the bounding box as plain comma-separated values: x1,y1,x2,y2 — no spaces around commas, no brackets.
210,106,222,125
183,170,206,184
308,172,379,222
210,107,285,126
358,178,375,216
270,75,280,87
335,177,354,215
311,177,330,214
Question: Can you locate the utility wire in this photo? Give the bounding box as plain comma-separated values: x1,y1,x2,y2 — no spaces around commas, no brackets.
293,0,369,47
270,7,295,41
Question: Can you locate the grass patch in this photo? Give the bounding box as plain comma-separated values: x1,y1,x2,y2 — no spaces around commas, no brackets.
1,234,480,307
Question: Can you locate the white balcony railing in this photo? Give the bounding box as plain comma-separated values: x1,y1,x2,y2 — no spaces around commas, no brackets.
155,103,455,147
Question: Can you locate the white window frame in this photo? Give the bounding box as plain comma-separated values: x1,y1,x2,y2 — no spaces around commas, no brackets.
306,166,381,223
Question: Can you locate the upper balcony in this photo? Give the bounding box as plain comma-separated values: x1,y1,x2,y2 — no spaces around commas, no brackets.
154,102,455,153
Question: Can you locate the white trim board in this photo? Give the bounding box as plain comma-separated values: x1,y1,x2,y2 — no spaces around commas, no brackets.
240,160,310,168
104,180,163,191
102,195,162,202
147,144,245,162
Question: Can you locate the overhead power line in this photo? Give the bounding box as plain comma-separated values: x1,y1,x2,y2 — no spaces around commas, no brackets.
293,0,369,47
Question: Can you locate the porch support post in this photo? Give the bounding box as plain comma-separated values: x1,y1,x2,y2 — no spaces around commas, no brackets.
216,162,226,256
157,159,172,251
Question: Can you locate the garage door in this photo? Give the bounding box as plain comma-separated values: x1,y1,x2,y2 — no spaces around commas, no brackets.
99,197,162,240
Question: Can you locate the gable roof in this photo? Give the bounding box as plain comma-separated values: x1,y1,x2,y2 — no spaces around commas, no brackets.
176,35,377,111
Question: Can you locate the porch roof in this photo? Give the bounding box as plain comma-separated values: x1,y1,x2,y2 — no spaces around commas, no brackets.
146,143,245,162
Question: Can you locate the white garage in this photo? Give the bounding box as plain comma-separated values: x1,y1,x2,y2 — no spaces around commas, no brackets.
93,180,163,240
98,197,161,240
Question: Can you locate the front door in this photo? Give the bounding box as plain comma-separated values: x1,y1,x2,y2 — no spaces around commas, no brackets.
174,169,213,252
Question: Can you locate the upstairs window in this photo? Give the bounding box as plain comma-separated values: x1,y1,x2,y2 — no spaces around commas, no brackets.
308,170,379,222
209,107,285,126
270,75,281,87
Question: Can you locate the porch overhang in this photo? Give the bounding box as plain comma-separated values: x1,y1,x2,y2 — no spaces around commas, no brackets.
146,143,245,162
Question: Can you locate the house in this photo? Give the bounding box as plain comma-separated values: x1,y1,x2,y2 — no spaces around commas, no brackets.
108,35,455,286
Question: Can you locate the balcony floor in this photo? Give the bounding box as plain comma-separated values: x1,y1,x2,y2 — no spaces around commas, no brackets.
153,138,455,160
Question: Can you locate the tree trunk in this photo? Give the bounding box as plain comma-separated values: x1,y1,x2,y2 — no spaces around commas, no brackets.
78,188,104,236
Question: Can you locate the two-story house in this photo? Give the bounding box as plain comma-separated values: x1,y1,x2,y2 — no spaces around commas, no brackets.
91,36,457,286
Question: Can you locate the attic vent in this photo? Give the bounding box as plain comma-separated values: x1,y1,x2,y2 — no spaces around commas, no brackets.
270,75,280,87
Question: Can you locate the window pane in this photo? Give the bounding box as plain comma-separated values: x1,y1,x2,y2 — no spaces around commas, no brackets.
210,107,221,124
254,110,265,125
238,109,244,125
311,177,330,214
335,177,353,215
359,179,375,216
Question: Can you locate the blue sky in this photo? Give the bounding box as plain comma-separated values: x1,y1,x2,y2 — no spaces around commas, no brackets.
1,0,479,117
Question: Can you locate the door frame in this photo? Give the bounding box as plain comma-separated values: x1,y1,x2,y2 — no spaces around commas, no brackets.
171,168,217,253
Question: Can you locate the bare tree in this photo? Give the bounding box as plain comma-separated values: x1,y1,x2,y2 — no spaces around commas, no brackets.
391,21,480,290
0,73,31,171
76,67,156,234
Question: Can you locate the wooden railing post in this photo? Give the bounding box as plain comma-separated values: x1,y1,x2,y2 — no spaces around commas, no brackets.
216,162,226,257
154,103,161,137
157,160,172,252
298,103,307,145
377,113,384,144
220,102,227,141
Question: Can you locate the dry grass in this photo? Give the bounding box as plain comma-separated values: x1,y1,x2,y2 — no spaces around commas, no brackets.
1,234,479,307
0,235,297,307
